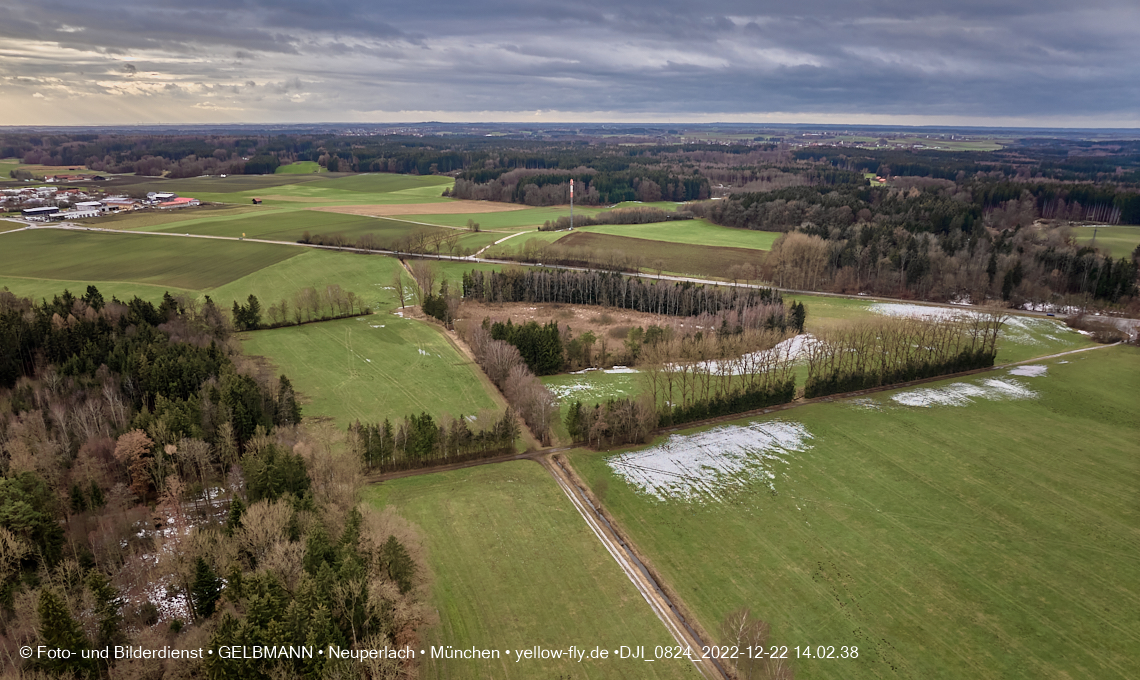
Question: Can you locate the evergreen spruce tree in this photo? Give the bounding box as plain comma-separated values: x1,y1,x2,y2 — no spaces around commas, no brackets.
87,570,125,648
36,588,94,675
276,374,302,426
380,535,416,594
191,557,223,620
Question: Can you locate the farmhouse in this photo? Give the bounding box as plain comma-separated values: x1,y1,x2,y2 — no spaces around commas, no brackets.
102,197,140,211
157,197,200,209
147,191,177,203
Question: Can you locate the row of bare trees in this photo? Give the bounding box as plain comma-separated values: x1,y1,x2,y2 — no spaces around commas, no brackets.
803,313,1006,397
462,324,559,445
300,228,467,257
263,284,367,328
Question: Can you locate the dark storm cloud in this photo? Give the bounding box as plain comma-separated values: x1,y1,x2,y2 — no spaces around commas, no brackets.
1,0,1137,123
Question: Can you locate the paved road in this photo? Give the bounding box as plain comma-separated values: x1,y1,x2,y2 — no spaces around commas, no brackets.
16,222,1073,322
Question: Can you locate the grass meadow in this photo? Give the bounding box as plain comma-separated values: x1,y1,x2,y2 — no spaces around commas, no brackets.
1071,224,1140,258
0,229,299,291
364,462,702,680
275,160,325,174
569,345,1140,680
240,314,500,424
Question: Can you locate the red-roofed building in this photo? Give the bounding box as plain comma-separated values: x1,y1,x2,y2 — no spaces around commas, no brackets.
157,197,200,209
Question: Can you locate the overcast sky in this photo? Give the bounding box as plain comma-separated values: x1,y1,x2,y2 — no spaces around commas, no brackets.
1,0,1138,127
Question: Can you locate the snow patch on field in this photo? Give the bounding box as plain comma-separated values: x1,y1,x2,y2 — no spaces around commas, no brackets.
667,334,821,375
570,365,640,375
1008,364,1047,377
604,365,639,374
891,378,1037,408
868,302,1077,346
607,421,814,503
847,398,883,411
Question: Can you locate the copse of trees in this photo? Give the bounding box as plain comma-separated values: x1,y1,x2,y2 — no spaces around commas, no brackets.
461,269,783,318
349,410,520,473
642,328,799,428
231,287,371,330
489,319,565,375
803,313,1005,398
462,324,560,444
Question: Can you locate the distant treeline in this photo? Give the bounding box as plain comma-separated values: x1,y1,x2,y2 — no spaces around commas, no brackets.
538,206,694,231
461,269,782,317
694,182,1140,305
348,410,520,473
447,167,710,206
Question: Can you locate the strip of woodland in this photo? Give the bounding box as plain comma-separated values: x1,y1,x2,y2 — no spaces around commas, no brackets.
803,313,1005,398
461,269,782,317
348,410,521,473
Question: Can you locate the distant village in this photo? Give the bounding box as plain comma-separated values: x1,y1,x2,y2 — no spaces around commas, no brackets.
2,177,201,221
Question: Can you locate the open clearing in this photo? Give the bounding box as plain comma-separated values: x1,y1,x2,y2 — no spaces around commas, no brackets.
275,160,324,174
1071,224,1140,258
240,314,500,424
364,462,701,680
0,229,299,291
570,345,1140,680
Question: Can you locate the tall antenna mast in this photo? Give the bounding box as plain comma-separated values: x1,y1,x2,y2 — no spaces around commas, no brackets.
569,178,574,230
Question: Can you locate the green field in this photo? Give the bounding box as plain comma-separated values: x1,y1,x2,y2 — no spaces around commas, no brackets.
364,463,701,680
569,345,1139,680
207,248,408,312
240,314,500,424
1072,225,1140,258
581,219,779,250
0,229,299,291
149,211,445,244
116,173,454,207
275,160,324,174
0,275,197,305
